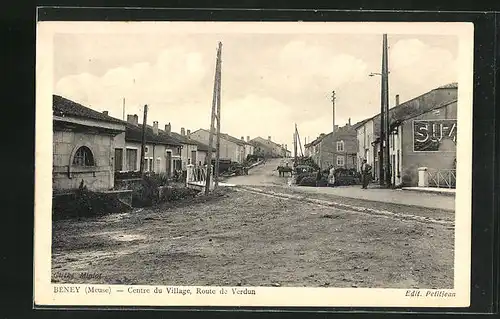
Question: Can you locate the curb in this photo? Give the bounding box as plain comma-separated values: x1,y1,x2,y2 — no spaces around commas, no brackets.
402,188,456,197
236,186,454,226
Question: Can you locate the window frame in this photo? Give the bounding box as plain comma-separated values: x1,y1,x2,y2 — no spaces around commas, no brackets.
336,140,345,152
336,155,345,167
72,146,95,167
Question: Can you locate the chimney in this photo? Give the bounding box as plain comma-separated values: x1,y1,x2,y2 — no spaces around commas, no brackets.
396,94,400,106
246,136,250,142
285,144,287,150
334,125,339,132
127,114,138,126
187,129,191,136
153,121,158,135
181,128,185,136
164,123,171,135
268,136,271,141
348,118,351,126
102,111,108,116
241,136,244,141
134,114,139,126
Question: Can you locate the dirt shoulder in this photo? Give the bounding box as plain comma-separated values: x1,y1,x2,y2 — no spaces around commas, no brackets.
52,188,454,288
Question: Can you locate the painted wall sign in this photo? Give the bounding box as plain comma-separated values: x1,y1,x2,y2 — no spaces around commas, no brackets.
413,119,457,152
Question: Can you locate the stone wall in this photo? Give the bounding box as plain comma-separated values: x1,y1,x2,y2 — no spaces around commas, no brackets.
53,130,114,191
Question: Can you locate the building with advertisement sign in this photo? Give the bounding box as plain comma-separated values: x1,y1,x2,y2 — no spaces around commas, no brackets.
389,99,457,187
354,82,457,186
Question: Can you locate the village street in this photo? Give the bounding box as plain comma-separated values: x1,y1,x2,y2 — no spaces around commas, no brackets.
52,158,455,289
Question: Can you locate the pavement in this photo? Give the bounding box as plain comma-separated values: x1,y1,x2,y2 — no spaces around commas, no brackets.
226,158,455,212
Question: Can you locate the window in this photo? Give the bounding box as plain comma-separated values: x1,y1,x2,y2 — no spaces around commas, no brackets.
145,146,149,153
72,146,94,166
126,148,138,171
156,158,161,171
114,148,123,171
336,155,345,167
336,141,344,152
145,158,153,172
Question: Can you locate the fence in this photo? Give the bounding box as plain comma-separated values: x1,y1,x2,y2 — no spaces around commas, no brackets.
427,168,456,189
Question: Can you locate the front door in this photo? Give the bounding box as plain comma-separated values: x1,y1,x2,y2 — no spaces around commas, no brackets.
165,151,172,176
191,150,197,166
114,148,123,171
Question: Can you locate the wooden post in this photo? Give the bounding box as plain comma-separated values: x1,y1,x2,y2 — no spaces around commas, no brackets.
331,90,336,168
382,34,390,187
139,105,148,175
205,42,222,195
214,42,222,188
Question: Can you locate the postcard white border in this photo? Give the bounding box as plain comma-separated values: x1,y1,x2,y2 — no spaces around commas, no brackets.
35,21,474,308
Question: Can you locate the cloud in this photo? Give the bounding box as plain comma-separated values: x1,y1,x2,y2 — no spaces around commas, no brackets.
389,39,457,92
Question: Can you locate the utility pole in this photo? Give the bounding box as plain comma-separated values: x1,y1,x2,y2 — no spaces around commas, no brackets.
205,42,222,195
331,90,336,168
139,104,148,175
214,43,222,188
294,124,298,164
122,98,126,121
382,34,390,187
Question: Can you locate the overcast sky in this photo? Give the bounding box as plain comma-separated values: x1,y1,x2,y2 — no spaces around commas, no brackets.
53,31,458,149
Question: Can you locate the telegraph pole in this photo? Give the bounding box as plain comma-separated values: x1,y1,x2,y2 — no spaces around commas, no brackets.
122,98,125,121
382,34,390,187
139,104,148,175
205,42,222,194
214,43,222,188
331,90,336,168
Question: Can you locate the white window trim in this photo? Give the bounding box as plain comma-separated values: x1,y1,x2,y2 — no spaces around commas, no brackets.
336,140,345,152
125,147,140,172
336,155,345,166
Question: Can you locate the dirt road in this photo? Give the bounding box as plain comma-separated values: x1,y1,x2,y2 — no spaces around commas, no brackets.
226,158,290,186
52,187,454,288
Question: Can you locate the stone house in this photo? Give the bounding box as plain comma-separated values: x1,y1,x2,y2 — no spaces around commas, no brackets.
354,82,458,184
389,99,457,187
52,95,125,192
113,115,182,176
249,136,288,158
189,129,250,163
164,127,199,170
304,121,358,170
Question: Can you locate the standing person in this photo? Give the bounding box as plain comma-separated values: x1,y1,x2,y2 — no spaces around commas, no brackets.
316,168,323,187
328,165,336,187
360,159,372,189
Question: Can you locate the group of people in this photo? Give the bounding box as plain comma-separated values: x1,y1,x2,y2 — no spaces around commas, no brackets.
314,159,373,189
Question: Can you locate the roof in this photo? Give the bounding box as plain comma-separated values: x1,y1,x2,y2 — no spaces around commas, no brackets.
125,123,182,146
195,129,251,146
53,95,124,124
168,131,199,146
305,124,356,147
250,136,287,149
193,140,216,152
389,99,458,131
352,82,458,131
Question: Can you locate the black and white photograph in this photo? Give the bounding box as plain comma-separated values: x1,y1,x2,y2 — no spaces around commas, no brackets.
34,20,473,308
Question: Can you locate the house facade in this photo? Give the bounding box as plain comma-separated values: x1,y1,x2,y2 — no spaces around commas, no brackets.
52,95,126,192
166,127,199,169
249,136,288,158
389,99,457,187
354,82,458,186
304,122,358,170
189,129,249,163
114,115,182,175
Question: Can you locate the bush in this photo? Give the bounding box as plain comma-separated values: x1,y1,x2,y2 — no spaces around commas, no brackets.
52,185,131,220
160,187,198,202
131,175,161,207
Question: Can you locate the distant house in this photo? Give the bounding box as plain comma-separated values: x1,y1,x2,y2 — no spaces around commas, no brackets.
249,136,289,158
163,127,199,170
113,115,182,176
52,95,125,192
304,121,357,170
353,82,458,185
189,129,252,163
191,140,216,165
